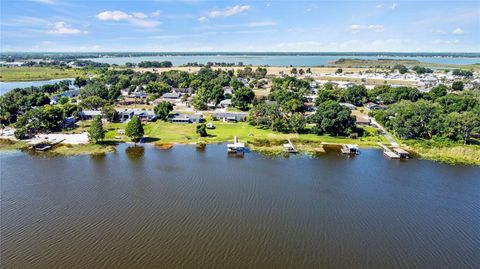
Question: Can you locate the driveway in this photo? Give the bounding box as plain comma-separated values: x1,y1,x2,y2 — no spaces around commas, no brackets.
369,118,399,147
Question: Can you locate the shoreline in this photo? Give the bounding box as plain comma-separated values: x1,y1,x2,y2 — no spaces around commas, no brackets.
2,58,479,82
1,137,478,166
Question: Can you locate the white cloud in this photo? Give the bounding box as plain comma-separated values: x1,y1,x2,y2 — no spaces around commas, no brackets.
47,22,82,35
132,12,148,19
199,5,250,22
198,16,208,23
391,3,398,10
434,39,460,45
368,25,384,32
96,10,160,28
151,10,161,17
452,27,465,35
349,24,363,33
376,4,383,9
97,10,131,21
30,0,56,5
349,24,384,33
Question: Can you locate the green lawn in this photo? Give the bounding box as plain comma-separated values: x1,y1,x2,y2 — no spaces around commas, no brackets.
0,66,88,82
101,120,386,148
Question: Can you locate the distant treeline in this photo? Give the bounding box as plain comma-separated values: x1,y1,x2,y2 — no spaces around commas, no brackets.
134,61,173,68
16,60,110,68
2,52,480,61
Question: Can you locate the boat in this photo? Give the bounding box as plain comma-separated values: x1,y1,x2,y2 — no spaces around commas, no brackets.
341,144,359,155
206,123,215,129
283,139,298,153
32,143,52,151
227,136,245,153
30,138,65,152
392,148,410,159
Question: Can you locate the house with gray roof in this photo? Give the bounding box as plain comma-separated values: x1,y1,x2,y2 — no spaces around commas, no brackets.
78,110,102,119
162,92,181,99
211,112,247,122
170,113,205,124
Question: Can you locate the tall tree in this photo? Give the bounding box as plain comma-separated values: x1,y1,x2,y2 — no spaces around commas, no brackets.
125,116,144,143
289,113,306,133
88,115,105,144
80,96,107,110
154,101,174,121
313,101,356,136
232,87,255,111
451,81,464,91
102,105,119,122
446,111,480,145
196,123,208,137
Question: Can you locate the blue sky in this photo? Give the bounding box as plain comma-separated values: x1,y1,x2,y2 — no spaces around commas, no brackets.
1,0,479,52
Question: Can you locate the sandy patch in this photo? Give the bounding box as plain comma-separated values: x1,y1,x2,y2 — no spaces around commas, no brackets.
31,132,89,145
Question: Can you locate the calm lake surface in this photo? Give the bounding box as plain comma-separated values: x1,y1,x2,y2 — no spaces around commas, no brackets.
85,55,480,66
1,144,479,269
0,78,74,95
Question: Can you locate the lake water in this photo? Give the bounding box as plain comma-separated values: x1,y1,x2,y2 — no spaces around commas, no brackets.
1,144,479,268
0,78,74,96
85,55,480,66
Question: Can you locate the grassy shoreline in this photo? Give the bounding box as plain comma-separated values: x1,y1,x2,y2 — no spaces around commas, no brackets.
402,140,480,166
0,66,87,82
2,121,478,165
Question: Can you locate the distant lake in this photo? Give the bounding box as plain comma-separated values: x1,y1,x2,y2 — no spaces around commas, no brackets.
1,144,479,268
0,78,74,95
85,55,480,66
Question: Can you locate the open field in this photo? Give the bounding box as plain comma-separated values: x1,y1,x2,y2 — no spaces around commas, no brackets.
0,66,87,82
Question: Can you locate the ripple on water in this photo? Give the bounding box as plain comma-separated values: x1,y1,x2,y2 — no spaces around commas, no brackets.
1,145,479,268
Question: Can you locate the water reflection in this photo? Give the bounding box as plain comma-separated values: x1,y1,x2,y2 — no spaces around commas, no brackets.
89,153,107,170
125,145,145,161
195,143,206,152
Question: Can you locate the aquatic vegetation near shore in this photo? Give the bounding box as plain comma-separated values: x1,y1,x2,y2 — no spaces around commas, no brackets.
403,140,480,166
155,142,174,150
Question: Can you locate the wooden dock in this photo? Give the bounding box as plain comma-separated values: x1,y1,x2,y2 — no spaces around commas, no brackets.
321,142,359,155
378,143,409,159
